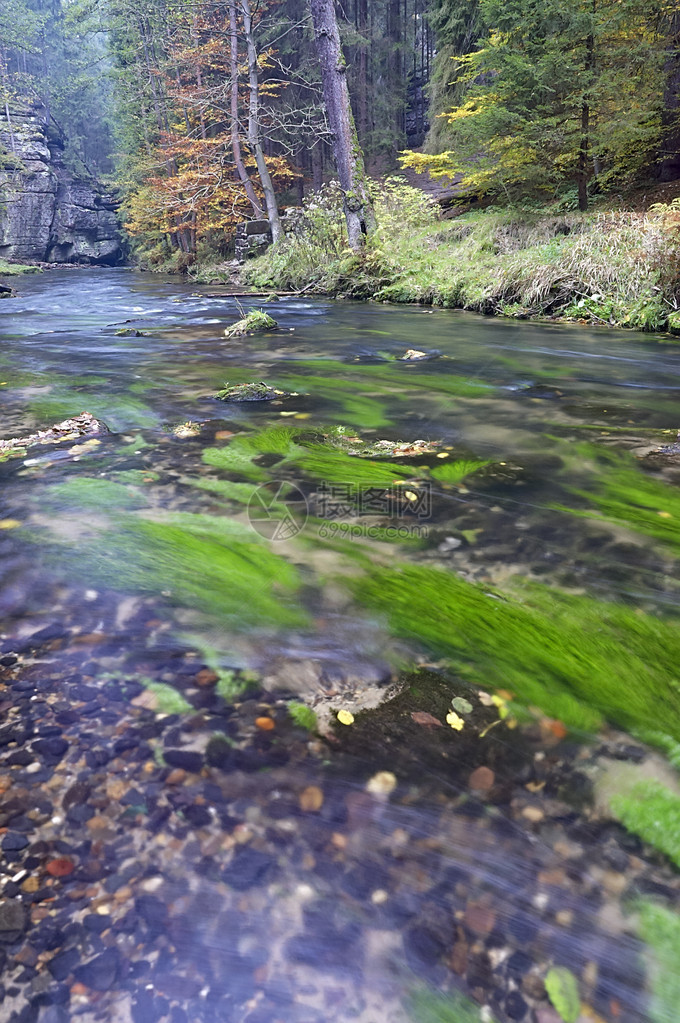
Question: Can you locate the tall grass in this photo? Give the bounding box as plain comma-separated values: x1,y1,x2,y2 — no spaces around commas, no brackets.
241,183,678,331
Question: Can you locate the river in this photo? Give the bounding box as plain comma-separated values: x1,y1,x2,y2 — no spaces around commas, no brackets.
0,268,679,1023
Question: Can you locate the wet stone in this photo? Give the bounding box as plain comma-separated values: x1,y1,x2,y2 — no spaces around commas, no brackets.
2,831,29,851
223,847,275,891
0,900,27,942
46,947,80,981
163,749,203,773
74,948,121,991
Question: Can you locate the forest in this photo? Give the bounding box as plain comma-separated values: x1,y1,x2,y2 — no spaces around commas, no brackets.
1,0,679,313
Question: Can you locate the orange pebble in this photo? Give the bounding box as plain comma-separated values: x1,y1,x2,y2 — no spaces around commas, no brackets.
255,716,275,731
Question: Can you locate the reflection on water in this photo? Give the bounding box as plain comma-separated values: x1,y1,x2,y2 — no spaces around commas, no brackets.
0,268,679,1023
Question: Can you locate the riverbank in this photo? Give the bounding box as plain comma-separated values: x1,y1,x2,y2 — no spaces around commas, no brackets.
196,181,680,334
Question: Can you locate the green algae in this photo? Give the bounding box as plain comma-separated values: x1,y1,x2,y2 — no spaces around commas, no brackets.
611,781,680,868
350,562,680,739
202,426,304,480
637,901,680,1023
554,445,680,556
26,390,157,431
44,477,148,512
408,988,496,1023
299,446,419,487
224,308,277,337
143,681,192,715
431,458,493,484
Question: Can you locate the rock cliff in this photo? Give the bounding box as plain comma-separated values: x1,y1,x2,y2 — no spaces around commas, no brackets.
0,99,123,265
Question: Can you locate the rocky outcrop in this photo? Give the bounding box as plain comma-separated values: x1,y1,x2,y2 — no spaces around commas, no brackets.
0,100,123,265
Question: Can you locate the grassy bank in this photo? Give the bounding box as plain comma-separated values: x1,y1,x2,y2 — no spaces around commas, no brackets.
0,259,42,276
218,180,680,333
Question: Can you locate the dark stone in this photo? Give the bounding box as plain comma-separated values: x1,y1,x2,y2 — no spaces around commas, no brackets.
223,848,275,891
508,913,538,945
83,914,111,934
135,895,168,937
403,925,447,969
32,737,68,760
505,990,528,1020
2,832,29,851
183,804,211,828
74,948,120,991
62,781,91,810
66,803,95,825
0,655,18,666
47,947,80,981
0,900,27,942
506,949,534,977
163,749,203,773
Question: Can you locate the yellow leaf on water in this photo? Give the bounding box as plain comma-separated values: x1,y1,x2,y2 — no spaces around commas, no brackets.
337,709,354,725
446,710,465,731
0,520,21,530
294,413,310,420
404,491,418,501
658,511,673,518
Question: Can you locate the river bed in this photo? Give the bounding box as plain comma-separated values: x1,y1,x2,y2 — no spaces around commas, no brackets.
0,268,679,1023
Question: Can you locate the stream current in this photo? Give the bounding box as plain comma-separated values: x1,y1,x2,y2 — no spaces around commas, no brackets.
0,268,679,1023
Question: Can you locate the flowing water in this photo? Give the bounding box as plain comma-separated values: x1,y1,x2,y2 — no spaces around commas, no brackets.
0,268,679,1023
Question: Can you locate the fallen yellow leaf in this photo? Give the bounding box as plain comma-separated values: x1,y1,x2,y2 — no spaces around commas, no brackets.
0,520,21,530
658,511,672,518
337,709,354,725
446,710,465,731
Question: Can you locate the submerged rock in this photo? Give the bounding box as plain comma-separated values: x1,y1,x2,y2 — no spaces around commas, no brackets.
0,412,110,459
214,381,296,402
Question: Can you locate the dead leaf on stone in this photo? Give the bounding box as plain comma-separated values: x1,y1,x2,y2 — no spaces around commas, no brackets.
46,858,75,878
464,901,496,936
410,711,442,728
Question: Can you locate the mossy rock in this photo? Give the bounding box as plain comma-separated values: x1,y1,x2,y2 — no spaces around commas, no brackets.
224,309,277,337
214,381,296,402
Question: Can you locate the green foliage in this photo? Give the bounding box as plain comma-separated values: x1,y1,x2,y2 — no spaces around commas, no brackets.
143,681,192,715
611,781,680,868
288,701,318,731
242,203,675,331
544,967,581,1023
637,901,680,1023
404,0,664,203
350,562,680,739
0,260,40,276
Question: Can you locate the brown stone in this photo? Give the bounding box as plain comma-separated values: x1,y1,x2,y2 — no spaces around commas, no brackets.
464,901,496,937
468,766,495,792
165,769,186,786
298,786,324,812
196,668,219,687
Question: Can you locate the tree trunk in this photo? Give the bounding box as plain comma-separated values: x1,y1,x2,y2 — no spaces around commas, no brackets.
228,2,264,218
241,0,284,243
578,15,595,212
310,0,375,250
659,10,680,182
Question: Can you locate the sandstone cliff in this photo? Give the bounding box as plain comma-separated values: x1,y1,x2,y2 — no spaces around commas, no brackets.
0,99,123,265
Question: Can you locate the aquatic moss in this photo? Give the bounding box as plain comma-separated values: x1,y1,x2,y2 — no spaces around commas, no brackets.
44,477,148,511
431,459,492,484
143,681,192,715
202,426,305,480
555,446,680,556
299,446,419,487
407,988,495,1023
637,901,680,1023
26,391,157,431
611,780,680,868
350,563,680,738
288,701,318,731
71,514,307,629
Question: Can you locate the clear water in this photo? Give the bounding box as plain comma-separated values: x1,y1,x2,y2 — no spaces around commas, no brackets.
1,268,679,1023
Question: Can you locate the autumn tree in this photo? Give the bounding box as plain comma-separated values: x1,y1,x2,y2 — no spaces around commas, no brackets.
403,0,665,208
